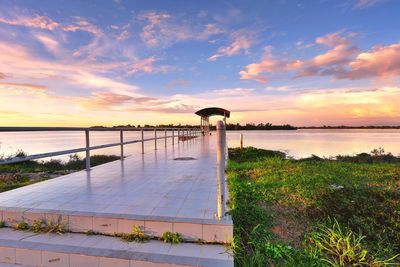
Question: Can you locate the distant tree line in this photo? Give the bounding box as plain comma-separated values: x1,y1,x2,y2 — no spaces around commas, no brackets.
299,125,400,129
224,123,297,130
91,123,297,130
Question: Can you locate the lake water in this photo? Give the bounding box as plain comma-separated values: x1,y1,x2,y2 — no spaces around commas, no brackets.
0,129,399,161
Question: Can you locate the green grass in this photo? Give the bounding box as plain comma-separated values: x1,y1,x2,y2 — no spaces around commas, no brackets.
0,152,120,192
227,147,400,266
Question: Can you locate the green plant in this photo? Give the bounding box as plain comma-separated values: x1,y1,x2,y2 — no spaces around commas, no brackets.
85,230,95,235
0,220,5,228
31,219,46,233
161,232,182,244
119,225,150,242
309,219,399,266
15,221,29,231
43,217,67,234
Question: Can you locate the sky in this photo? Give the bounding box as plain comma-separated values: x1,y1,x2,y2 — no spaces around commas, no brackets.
0,0,399,127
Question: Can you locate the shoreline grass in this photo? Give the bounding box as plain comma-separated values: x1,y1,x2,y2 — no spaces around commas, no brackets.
0,152,120,192
228,147,400,266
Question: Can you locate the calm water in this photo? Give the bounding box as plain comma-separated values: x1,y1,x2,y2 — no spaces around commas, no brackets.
0,129,399,161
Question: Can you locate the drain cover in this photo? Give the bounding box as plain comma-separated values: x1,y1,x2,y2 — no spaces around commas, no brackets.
174,157,197,160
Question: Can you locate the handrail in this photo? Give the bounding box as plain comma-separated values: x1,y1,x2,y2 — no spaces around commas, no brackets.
0,127,196,132
0,127,201,169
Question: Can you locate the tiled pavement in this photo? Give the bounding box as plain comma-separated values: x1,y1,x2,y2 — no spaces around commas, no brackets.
0,135,233,266
0,228,233,267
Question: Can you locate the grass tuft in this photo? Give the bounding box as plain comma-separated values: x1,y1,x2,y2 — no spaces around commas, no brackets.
161,232,182,244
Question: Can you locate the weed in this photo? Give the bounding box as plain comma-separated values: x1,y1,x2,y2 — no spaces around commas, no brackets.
31,219,46,233
161,232,182,244
85,230,95,235
119,226,150,242
0,221,5,228
308,219,399,266
15,221,29,231
43,217,67,234
227,147,400,266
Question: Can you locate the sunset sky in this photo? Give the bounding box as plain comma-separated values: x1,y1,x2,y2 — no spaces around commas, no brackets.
0,0,399,126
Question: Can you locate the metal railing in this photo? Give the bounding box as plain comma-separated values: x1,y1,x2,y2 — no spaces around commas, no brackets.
216,120,227,219
0,127,201,170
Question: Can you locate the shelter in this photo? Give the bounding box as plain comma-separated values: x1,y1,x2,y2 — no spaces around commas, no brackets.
195,107,230,134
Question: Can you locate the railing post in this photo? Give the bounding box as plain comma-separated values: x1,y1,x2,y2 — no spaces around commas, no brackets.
240,133,243,149
85,129,90,171
154,128,157,150
141,129,144,154
120,130,124,160
164,130,167,147
172,130,175,145
216,121,226,219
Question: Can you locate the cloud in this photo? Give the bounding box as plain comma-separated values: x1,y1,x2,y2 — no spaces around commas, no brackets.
62,17,102,36
167,79,190,88
240,31,400,83
212,88,255,96
0,41,140,95
239,46,283,83
342,44,400,79
0,13,101,36
0,15,59,30
125,56,171,76
35,33,60,54
208,31,253,61
354,0,386,9
0,72,6,79
117,30,130,41
78,92,135,109
0,82,47,91
139,11,223,47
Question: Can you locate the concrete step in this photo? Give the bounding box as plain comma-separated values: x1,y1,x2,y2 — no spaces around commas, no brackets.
0,228,233,267
0,209,233,243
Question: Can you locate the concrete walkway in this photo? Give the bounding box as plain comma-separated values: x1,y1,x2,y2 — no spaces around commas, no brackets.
0,135,233,266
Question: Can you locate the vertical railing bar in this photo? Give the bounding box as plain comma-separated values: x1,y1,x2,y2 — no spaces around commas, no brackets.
154,128,157,150
120,130,124,160
172,130,175,145
216,121,226,219
85,130,90,171
164,129,167,147
141,129,144,154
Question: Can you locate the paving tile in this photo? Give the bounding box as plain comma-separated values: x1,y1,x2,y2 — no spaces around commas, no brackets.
145,221,173,237
69,254,100,267
93,217,118,234
68,215,93,232
41,251,70,267
202,224,233,243
99,257,130,267
173,222,202,241
116,219,145,233
0,246,15,264
15,248,41,266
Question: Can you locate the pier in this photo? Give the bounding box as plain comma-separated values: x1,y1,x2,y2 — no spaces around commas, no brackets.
0,116,233,266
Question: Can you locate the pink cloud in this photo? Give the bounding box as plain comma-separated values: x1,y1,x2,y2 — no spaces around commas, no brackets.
167,79,190,88
239,46,289,83
0,14,101,36
126,56,171,76
62,17,102,36
0,82,47,91
354,0,386,9
240,31,400,83
342,44,400,79
0,72,6,79
208,35,253,61
0,15,59,30
139,11,223,47
35,34,60,54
